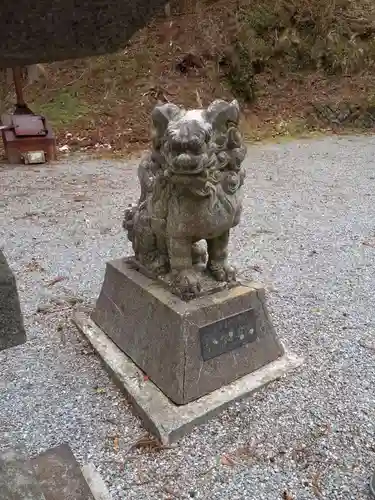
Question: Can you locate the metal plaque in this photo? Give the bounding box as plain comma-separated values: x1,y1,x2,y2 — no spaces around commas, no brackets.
200,308,257,361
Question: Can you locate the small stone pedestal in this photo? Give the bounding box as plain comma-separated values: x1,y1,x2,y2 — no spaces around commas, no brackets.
92,258,285,404
73,258,302,443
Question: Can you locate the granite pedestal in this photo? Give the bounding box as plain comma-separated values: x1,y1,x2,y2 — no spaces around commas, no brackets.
91,258,285,405
74,258,302,442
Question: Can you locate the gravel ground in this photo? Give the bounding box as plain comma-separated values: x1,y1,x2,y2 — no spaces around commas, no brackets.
0,135,374,500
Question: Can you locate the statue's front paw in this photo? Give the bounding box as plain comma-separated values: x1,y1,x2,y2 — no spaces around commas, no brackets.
172,269,201,300
149,254,169,275
208,262,236,282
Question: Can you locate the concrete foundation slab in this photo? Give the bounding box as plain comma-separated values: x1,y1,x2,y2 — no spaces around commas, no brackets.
73,312,303,444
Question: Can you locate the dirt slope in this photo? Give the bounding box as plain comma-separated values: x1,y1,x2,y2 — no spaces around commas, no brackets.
1,0,375,154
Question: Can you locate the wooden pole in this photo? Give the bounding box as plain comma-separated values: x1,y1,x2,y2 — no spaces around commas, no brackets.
12,67,26,107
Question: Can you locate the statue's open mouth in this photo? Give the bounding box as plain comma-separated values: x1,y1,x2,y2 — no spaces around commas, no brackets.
168,152,215,176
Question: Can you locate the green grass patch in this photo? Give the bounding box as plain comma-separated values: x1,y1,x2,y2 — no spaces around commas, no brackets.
34,90,91,129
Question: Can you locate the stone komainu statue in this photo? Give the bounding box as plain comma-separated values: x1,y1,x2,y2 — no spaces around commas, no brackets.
123,99,247,300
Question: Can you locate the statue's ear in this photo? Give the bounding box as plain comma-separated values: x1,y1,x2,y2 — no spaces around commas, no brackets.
151,103,181,137
205,99,240,129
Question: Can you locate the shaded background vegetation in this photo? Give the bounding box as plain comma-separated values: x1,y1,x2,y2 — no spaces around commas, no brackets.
1,0,375,152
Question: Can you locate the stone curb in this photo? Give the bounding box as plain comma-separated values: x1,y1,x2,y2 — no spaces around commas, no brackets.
72,312,303,445
81,463,112,500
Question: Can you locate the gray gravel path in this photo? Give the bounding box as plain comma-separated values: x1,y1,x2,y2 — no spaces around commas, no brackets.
0,135,374,500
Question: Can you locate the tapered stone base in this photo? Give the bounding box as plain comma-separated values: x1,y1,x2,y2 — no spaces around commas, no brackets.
73,312,303,444
90,258,286,405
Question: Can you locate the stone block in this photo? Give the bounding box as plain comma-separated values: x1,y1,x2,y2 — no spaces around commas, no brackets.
0,444,112,500
0,448,46,500
32,444,95,500
0,250,26,352
91,258,285,405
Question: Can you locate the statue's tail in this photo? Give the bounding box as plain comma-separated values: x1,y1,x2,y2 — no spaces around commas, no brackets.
123,204,137,242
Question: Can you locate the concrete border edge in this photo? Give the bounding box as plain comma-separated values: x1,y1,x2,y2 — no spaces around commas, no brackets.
72,312,303,445
81,463,112,500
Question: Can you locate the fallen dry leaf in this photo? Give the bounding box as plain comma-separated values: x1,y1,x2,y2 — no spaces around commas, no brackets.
58,295,83,306
311,472,323,498
362,240,375,247
25,258,45,272
311,307,321,313
161,485,181,498
95,387,106,394
359,340,375,351
282,491,294,500
80,347,95,356
130,434,165,452
220,454,236,466
73,194,87,202
36,304,71,314
46,276,66,287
